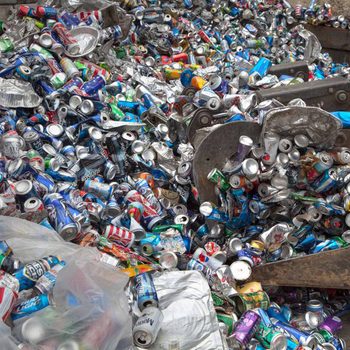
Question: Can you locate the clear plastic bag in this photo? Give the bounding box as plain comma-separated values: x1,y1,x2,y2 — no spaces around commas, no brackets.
0,216,132,350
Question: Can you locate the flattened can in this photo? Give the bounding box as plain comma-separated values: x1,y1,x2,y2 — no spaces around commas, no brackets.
135,272,158,311
229,310,260,347
133,306,163,348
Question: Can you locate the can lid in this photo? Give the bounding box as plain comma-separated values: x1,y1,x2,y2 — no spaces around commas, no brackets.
23,131,39,142
24,197,41,211
131,140,146,154
229,238,243,254
60,223,78,241
294,134,309,148
46,124,64,138
15,179,32,195
270,332,287,350
177,161,192,177
88,127,103,142
199,201,214,216
69,95,82,109
229,260,252,281
239,135,253,147
21,317,47,345
80,99,95,115
159,251,178,269
57,339,81,350
174,214,189,225
122,131,136,142
242,158,259,178
42,143,57,157
172,204,188,215
305,311,323,329
307,299,323,312
134,330,153,348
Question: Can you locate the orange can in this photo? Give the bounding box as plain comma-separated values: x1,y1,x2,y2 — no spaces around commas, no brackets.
191,75,207,90
136,172,155,188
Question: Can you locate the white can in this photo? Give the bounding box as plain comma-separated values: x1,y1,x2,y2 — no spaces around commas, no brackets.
133,306,164,348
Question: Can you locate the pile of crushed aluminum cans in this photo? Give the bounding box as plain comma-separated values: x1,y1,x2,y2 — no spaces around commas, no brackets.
0,0,348,349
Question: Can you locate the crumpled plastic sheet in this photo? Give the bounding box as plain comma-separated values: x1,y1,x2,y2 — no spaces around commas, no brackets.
0,216,132,350
150,270,226,350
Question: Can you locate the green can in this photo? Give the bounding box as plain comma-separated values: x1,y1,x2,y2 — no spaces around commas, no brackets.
0,38,13,53
207,168,230,191
152,224,183,233
0,21,6,34
314,329,334,342
217,312,236,335
234,292,270,314
212,292,225,307
109,103,125,120
115,47,127,59
255,321,287,349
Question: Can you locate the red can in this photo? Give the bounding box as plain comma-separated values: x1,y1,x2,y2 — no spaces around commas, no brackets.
204,241,221,256
172,52,188,63
52,22,80,55
104,225,135,248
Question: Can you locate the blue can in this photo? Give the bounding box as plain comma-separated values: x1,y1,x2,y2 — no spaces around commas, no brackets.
272,319,316,346
44,194,79,241
81,75,106,95
140,93,156,109
11,294,51,320
267,304,289,323
180,69,195,88
14,256,61,291
187,258,207,273
183,0,193,8
135,272,158,311
295,233,317,251
197,224,209,238
37,80,58,98
117,100,139,113
249,57,272,78
312,168,338,193
136,103,148,118
45,169,76,183
60,77,84,93
83,179,113,201
59,10,80,29
33,172,56,194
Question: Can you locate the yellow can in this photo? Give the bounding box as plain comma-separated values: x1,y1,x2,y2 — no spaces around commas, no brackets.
191,76,207,90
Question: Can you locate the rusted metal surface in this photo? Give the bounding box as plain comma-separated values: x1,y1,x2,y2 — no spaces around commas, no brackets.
256,77,350,112
192,121,261,204
251,247,350,289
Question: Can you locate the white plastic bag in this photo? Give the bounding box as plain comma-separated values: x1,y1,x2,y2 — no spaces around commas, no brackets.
0,216,132,349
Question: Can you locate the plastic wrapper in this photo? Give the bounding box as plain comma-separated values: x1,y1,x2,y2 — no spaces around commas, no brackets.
0,78,42,108
149,270,225,350
0,216,132,350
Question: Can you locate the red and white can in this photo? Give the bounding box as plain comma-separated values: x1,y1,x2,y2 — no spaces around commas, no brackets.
104,225,135,248
204,241,221,256
52,22,80,55
0,286,18,321
24,197,45,213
